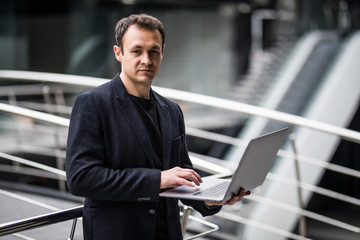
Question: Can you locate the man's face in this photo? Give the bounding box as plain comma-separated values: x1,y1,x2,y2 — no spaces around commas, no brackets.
114,25,164,91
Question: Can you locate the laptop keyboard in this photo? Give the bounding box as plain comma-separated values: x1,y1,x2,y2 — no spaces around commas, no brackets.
193,181,230,197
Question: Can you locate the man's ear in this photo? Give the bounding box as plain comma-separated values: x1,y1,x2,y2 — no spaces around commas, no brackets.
113,45,122,62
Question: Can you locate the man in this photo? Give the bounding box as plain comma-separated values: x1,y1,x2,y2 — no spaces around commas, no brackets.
66,14,249,240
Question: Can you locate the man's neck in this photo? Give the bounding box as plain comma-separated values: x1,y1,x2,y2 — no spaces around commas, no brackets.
120,74,152,99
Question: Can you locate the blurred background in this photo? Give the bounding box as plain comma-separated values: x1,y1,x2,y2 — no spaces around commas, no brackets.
0,0,360,239
1,0,358,94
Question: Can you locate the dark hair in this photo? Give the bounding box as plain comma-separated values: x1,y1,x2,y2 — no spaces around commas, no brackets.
114,14,165,51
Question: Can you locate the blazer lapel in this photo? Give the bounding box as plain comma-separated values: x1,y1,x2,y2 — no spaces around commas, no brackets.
111,75,156,168
153,91,172,170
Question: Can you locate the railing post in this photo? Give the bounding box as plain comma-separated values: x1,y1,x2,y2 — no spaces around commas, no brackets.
289,133,307,238
67,218,78,240
181,205,193,238
7,91,22,170
42,85,66,192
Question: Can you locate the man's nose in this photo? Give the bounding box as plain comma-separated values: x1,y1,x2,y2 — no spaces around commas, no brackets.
140,52,151,65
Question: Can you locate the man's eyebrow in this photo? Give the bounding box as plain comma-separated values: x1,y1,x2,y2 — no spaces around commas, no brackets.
129,45,161,50
130,45,143,49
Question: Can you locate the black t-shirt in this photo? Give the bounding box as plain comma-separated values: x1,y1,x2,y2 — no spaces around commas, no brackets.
130,94,168,240
130,94,163,169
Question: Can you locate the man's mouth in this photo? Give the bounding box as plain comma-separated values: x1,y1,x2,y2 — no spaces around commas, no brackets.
139,68,153,72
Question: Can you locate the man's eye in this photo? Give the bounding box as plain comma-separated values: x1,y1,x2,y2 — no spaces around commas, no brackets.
132,50,140,54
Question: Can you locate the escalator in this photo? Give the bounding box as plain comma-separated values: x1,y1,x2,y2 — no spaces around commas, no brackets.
224,30,360,239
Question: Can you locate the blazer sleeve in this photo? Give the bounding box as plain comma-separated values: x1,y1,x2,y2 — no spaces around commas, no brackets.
66,93,161,203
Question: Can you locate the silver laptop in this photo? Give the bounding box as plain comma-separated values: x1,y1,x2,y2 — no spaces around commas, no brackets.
160,128,288,202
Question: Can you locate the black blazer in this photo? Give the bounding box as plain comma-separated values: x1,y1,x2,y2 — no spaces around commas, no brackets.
66,74,220,240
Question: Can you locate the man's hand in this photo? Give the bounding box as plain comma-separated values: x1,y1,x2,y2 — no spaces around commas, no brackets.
161,167,203,189
205,188,251,206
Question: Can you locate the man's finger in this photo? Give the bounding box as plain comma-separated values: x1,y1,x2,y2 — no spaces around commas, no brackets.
178,169,202,186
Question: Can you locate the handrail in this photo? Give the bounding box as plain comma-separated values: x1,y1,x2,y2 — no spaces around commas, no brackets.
187,127,360,179
0,84,81,97
0,102,69,127
266,172,360,206
0,204,219,240
0,190,218,240
247,194,360,233
179,205,219,240
0,70,106,87
1,70,360,144
0,100,72,115
154,87,360,144
0,206,83,237
0,164,64,180
185,214,219,240
0,152,66,178
216,211,312,240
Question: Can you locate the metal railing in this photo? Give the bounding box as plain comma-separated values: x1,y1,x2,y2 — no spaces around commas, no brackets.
0,205,83,238
1,70,359,143
0,70,359,239
0,202,218,240
0,187,218,240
